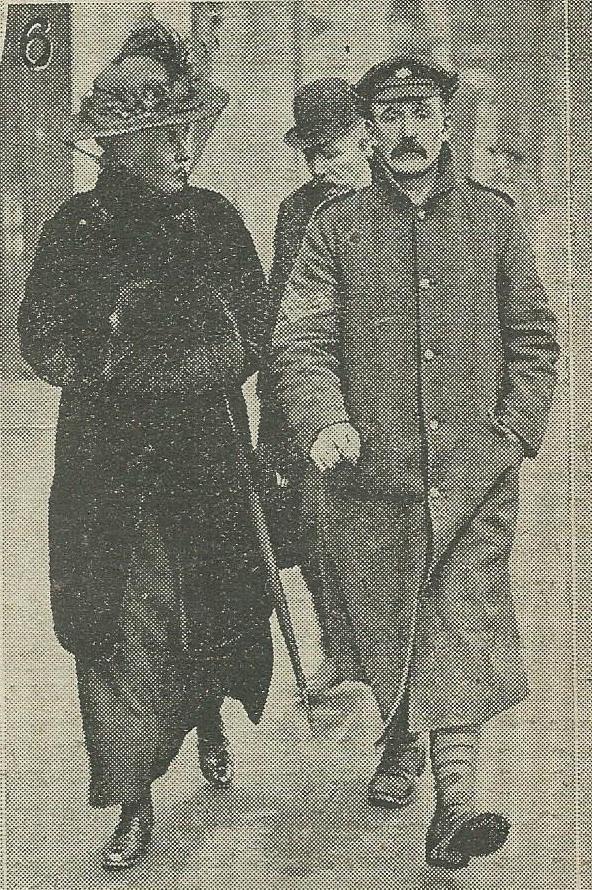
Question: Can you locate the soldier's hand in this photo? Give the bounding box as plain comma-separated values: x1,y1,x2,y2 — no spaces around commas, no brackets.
310,422,361,473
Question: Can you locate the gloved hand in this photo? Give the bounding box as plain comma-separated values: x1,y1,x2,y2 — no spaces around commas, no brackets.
310,422,361,473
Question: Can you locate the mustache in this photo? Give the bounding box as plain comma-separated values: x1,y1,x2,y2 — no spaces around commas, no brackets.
390,140,428,159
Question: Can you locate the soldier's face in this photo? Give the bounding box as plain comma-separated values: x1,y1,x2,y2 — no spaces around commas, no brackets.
105,123,196,192
369,96,449,175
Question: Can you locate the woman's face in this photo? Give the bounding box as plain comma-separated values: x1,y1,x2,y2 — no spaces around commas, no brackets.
105,123,196,192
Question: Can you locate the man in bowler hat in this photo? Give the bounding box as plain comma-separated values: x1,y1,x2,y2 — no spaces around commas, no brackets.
271,57,559,868
18,19,274,869
258,77,372,699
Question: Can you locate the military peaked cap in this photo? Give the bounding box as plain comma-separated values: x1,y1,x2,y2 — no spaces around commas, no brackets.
355,57,459,106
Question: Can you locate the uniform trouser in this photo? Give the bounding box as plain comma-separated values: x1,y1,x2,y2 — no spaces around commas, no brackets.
302,550,484,806
308,496,484,802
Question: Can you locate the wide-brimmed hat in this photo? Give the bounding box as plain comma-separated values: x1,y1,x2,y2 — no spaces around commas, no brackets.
355,56,459,107
283,78,362,150
63,18,229,143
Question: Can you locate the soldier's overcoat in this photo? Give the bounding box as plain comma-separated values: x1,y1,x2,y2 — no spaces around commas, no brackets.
271,150,559,732
258,177,345,567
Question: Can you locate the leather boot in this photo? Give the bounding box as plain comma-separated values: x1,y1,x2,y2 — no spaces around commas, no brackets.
197,700,234,789
368,741,427,810
102,793,153,870
426,726,510,870
368,690,426,809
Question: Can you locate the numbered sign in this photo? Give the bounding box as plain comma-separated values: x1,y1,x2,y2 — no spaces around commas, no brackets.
20,15,53,71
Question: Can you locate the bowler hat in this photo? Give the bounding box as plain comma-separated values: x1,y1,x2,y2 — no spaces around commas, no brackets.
284,78,362,150
355,56,459,106
63,17,229,143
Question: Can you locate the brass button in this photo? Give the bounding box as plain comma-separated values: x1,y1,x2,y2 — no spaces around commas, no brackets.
423,347,435,361
417,208,426,220
429,485,441,500
429,418,439,432
419,277,431,289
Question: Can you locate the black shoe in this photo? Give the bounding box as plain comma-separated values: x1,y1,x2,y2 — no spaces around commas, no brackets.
198,728,235,788
102,797,153,871
368,744,426,810
426,806,510,870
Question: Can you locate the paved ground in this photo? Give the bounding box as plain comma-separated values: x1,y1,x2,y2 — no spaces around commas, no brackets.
1,366,580,890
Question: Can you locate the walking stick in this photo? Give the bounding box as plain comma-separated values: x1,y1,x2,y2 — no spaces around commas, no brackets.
220,389,313,724
94,288,313,722
208,295,314,722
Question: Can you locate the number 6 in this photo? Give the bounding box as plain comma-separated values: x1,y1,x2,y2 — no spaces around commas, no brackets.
20,16,53,71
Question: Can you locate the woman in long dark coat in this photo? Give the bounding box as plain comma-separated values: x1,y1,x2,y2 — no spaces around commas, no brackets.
18,21,274,870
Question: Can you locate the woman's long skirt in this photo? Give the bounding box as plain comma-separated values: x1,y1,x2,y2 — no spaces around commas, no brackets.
75,518,272,808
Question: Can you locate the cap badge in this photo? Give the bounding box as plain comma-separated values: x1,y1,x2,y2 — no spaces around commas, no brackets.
395,67,412,79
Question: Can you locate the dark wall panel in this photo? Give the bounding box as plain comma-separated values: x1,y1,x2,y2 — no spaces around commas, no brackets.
0,4,72,378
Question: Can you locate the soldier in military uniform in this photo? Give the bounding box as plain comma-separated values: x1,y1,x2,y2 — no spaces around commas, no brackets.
271,57,559,868
258,78,371,698
18,20,274,870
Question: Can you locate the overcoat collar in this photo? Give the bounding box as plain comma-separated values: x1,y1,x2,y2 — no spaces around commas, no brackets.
93,164,195,216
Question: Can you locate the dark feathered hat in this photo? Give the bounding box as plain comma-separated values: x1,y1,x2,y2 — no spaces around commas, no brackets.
63,18,229,143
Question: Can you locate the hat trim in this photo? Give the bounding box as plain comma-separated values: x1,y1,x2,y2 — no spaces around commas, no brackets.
64,106,223,143
355,58,459,104
370,82,443,102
